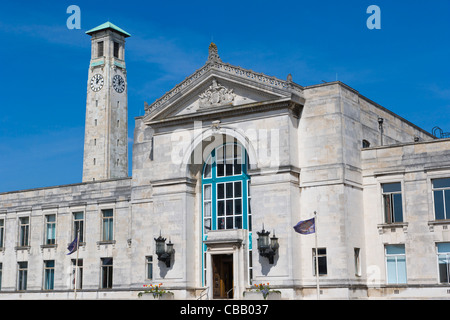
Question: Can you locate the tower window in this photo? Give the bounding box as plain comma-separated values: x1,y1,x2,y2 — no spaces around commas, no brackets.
97,41,104,57
95,119,97,126
113,41,120,59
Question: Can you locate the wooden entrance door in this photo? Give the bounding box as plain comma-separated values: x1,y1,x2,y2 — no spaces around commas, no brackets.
212,254,233,299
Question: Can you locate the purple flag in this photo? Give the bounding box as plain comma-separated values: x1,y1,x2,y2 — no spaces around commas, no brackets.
67,235,78,255
293,218,315,235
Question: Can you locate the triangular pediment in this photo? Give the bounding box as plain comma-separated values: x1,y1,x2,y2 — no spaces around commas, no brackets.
143,44,304,123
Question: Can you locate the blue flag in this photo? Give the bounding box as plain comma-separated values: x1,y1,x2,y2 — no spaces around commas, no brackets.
67,235,78,255
293,218,315,235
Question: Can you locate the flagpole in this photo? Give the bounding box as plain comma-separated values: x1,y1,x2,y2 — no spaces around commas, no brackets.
314,211,320,300
74,228,80,300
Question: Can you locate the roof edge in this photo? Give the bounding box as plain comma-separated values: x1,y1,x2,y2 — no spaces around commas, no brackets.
86,21,131,37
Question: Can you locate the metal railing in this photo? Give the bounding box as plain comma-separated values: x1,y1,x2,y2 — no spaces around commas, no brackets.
432,126,450,139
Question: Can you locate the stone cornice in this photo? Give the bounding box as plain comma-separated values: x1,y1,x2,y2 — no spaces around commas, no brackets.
144,97,303,128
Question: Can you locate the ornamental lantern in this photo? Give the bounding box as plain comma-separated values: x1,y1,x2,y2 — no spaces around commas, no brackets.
154,232,174,267
257,225,279,264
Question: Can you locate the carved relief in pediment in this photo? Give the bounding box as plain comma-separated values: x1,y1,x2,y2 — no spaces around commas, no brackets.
198,79,235,109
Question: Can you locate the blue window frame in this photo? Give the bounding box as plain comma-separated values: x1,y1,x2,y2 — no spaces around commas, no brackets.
201,143,251,285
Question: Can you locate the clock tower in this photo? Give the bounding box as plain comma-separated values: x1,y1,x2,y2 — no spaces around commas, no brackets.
82,22,130,182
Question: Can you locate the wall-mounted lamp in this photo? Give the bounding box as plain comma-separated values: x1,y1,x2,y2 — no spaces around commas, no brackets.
378,117,384,146
154,233,174,267
378,117,384,130
257,226,279,264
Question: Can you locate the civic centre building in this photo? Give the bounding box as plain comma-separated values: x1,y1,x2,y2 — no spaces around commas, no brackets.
0,22,450,300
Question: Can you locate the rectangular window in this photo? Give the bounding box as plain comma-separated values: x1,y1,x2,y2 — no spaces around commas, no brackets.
71,259,83,290
101,258,113,289
43,260,55,290
146,256,153,280
354,248,361,276
0,263,2,291
18,217,30,247
17,261,28,291
313,248,327,276
203,184,212,234
204,156,212,178
101,209,114,241
382,183,403,223
217,181,242,230
385,245,407,284
73,212,84,243
216,145,242,177
45,214,56,245
113,41,119,58
0,219,4,248
437,242,450,284
433,178,450,220
97,41,104,57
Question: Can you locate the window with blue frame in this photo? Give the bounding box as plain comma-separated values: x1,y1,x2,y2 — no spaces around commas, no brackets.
202,143,251,285
202,143,250,232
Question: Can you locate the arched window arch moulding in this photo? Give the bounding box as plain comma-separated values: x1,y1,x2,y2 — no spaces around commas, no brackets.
180,126,259,176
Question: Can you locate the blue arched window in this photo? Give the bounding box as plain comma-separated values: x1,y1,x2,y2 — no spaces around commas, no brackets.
201,142,252,284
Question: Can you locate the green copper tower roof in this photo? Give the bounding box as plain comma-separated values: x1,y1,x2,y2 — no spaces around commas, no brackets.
86,21,131,37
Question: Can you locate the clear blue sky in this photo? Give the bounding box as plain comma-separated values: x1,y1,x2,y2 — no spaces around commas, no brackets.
0,0,449,192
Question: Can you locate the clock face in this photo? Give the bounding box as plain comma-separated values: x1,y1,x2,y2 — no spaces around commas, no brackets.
113,74,125,93
90,74,104,92
91,73,104,92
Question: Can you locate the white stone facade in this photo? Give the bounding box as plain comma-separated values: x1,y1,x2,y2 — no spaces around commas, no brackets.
0,25,449,300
